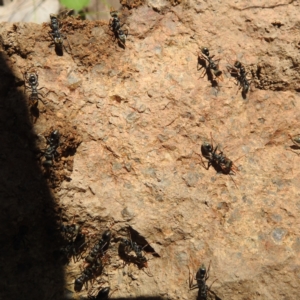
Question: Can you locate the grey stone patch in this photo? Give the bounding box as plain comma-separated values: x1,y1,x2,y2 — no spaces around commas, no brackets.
126,112,140,123
271,228,286,243
182,172,200,187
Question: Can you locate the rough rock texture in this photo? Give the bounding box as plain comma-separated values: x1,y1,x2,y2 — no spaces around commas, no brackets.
0,1,300,300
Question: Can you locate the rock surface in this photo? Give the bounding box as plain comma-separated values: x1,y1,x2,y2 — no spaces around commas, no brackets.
0,1,300,299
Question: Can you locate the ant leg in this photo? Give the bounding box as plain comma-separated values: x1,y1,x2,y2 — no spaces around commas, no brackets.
210,132,217,150
216,72,224,82
232,154,245,167
188,266,198,290
123,29,129,37
206,260,211,281
142,264,153,277
199,68,208,79
48,32,55,41
229,173,238,188
236,82,243,94
196,153,210,170
197,64,204,72
287,149,300,156
208,278,218,296
37,96,47,105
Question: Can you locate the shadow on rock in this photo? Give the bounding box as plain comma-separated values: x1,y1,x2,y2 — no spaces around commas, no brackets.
0,51,65,300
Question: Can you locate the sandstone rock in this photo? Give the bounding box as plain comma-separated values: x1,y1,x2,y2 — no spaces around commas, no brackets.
0,1,300,300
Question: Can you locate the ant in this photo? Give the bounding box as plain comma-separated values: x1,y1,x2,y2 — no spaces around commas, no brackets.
88,287,110,300
288,134,300,155
199,134,241,187
87,286,117,300
85,230,112,265
189,262,217,300
57,232,87,263
227,60,251,99
24,71,47,106
197,47,223,85
109,8,128,48
121,238,148,267
41,130,60,167
54,215,88,263
60,214,83,242
118,229,153,276
49,14,71,55
74,257,105,292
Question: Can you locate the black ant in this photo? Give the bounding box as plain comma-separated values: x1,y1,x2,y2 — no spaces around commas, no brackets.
85,230,112,265
227,60,251,99
121,238,148,267
24,71,47,106
109,8,128,48
49,14,71,55
41,130,60,167
54,215,88,263
56,232,87,263
60,214,84,242
74,257,105,292
288,133,300,155
118,229,154,277
189,262,217,300
87,286,117,300
88,287,110,300
198,47,223,86
200,142,237,175
199,134,242,187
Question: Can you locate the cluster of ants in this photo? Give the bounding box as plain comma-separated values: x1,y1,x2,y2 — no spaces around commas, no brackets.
23,9,129,117
55,217,152,299
198,47,251,99
48,10,128,55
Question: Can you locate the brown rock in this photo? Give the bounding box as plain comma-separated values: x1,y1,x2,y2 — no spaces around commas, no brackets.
0,1,300,299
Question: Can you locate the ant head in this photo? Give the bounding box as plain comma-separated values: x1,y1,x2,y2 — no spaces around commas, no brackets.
110,12,119,18
50,14,58,21
110,7,119,18
201,142,213,154
50,130,60,140
234,61,242,69
198,264,207,277
102,229,112,241
29,73,37,82
201,47,210,56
